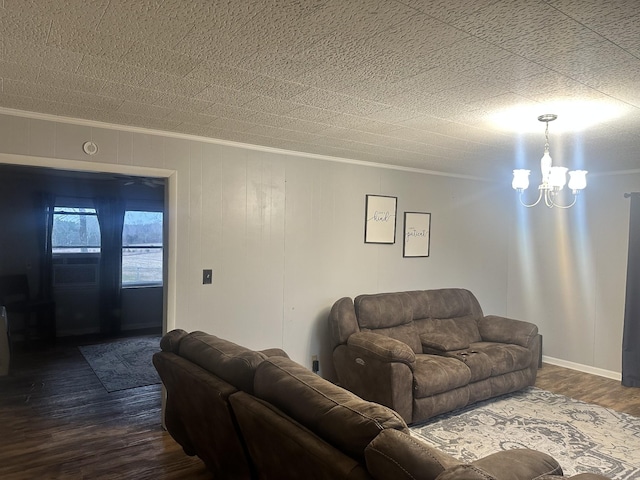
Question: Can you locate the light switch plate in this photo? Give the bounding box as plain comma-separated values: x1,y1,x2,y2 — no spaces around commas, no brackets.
203,269,212,284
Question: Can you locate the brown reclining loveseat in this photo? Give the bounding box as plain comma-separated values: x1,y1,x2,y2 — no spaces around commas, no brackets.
329,288,540,424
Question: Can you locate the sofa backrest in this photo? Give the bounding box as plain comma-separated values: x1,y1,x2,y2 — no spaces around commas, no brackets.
330,289,485,354
354,292,422,353
154,329,291,479
230,391,374,480
154,329,256,479
407,289,484,320
176,330,270,394
410,289,484,352
153,349,255,479
252,356,409,461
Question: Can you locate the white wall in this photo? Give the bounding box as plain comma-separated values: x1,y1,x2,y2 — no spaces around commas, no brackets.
4,111,634,380
506,171,640,377
0,112,512,377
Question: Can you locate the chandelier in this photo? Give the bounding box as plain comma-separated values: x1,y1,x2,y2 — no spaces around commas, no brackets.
512,114,587,208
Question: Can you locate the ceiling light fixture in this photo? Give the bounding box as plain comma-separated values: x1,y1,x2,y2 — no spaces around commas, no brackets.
512,114,587,209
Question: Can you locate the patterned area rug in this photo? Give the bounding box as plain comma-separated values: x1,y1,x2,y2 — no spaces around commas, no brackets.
411,387,640,479
79,336,161,393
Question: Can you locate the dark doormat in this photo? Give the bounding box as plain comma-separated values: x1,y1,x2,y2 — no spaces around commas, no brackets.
78,335,161,392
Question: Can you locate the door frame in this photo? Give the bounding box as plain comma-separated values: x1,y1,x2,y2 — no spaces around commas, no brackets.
0,152,177,334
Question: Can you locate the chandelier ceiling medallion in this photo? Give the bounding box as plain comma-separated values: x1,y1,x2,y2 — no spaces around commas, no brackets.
512,114,587,209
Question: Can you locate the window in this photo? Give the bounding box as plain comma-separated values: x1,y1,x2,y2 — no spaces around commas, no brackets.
52,206,101,254
122,210,163,287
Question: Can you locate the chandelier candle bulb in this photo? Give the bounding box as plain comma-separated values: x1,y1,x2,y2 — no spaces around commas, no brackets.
512,169,530,191
568,170,588,193
549,166,568,189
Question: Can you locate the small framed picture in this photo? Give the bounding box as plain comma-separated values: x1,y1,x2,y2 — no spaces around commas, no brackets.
364,194,397,244
403,212,431,257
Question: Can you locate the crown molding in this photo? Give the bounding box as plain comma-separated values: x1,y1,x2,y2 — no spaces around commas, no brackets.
0,107,492,182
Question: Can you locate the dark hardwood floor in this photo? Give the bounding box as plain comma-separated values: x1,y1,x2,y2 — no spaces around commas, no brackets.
535,362,640,417
0,336,213,480
1,338,639,479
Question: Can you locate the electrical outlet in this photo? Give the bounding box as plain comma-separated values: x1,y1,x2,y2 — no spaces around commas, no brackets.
203,269,213,284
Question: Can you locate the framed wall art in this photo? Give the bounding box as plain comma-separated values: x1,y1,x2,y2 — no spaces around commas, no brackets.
364,194,397,244
403,212,431,257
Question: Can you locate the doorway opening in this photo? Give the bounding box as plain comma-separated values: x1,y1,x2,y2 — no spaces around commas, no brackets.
0,155,175,366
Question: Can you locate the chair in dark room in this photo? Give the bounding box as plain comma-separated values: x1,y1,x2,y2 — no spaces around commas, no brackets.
0,274,56,348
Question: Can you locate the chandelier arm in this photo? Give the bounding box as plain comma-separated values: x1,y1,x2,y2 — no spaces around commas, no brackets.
518,189,544,208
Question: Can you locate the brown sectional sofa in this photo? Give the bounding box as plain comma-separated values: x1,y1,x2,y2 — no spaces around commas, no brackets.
329,288,541,424
153,329,609,480
151,329,288,479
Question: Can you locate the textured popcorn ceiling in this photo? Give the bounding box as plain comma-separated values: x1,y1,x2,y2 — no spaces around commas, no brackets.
1,0,639,176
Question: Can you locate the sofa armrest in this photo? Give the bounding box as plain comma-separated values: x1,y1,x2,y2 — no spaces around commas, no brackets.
365,429,461,480
334,333,416,422
478,315,538,348
365,432,564,480
347,331,416,368
435,449,562,480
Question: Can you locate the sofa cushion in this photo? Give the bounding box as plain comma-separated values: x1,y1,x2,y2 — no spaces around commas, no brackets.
419,329,469,352
177,331,268,394
363,323,422,354
469,342,532,376
413,354,471,398
355,293,422,353
440,350,493,383
416,316,482,352
253,356,408,460
354,293,413,329
405,290,432,319
423,288,484,319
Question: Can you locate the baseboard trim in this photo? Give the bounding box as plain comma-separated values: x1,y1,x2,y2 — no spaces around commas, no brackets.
542,355,621,381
